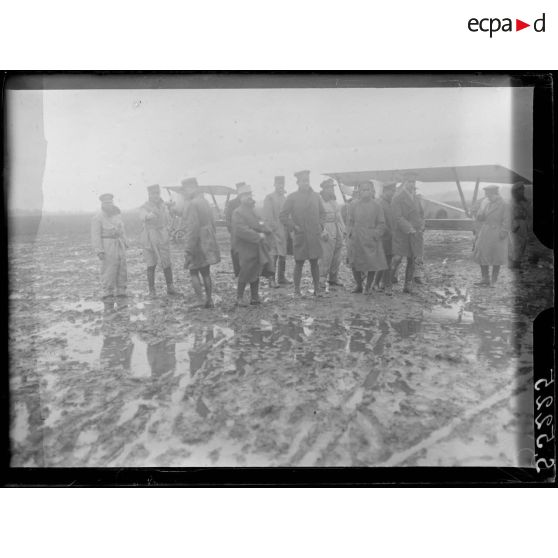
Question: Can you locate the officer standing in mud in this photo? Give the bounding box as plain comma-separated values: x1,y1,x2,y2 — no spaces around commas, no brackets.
91,193,128,307
225,182,244,278
232,183,275,306
390,174,425,294
280,170,326,297
373,182,397,294
139,184,178,297
318,178,345,289
262,175,292,286
472,184,510,287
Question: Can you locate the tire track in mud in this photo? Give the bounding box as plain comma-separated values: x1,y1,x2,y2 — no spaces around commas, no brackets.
373,380,520,467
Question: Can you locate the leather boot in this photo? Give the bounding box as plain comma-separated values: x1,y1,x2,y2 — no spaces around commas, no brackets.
351,268,363,293
147,266,156,296
163,267,178,295
474,265,490,286
277,256,291,284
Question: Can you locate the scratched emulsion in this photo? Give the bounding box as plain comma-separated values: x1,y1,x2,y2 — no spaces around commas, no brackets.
9,228,552,467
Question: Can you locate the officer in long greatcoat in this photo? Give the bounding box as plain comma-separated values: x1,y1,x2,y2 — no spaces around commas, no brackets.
391,177,425,294
183,177,221,308
373,182,397,293
91,193,128,307
347,181,387,294
472,185,510,286
139,184,178,296
508,182,530,269
318,178,345,288
262,175,291,286
232,183,274,306
225,183,243,277
280,170,326,296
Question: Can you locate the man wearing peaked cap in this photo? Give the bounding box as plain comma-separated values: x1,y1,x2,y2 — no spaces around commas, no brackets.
280,169,327,296
224,182,245,277
318,178,345,289
472,184,510,287
263,175,291,286
139,183,179,296
91,193,128,307
231,183,275,305
183,177,221,308
390,176,425,294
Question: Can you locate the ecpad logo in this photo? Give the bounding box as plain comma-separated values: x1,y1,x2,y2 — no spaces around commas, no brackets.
468,13,546,37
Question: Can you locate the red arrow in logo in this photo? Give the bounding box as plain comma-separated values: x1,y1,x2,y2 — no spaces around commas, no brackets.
516,19,530,31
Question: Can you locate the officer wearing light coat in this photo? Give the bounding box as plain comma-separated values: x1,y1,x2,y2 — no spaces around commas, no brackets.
318,178,345,288
262,175,291,285
91,193,128,302
139,184,178,296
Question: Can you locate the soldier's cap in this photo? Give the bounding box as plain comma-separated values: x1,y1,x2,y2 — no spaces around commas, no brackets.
358,180,374,189
274,176,285,185
320,178,335,189
237,183,252,196
294,170,310,180
147,184,161,193
181,177,199,190
483,185,499,193
382,182,397,190
99,193,114,202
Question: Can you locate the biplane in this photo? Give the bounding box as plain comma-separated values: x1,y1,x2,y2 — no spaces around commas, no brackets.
164,183,236,241
325,164,531,231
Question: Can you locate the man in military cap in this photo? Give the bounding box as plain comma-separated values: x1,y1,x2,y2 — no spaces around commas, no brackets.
262,175,291,286
183,177,221,308
390,174,425,294
139,184,178,296
91,193,128,306
373,182,397,293
280,170,326,296
318,178,345,288
472,185,510,286
232,183,275,305
225,182,244,277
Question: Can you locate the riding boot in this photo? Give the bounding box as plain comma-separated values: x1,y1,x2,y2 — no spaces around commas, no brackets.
277,256,291,284
250,280,261,304
351,268,363,293
163,267,178,295
147,266,156,296
491,265,500,286
475,265,490,286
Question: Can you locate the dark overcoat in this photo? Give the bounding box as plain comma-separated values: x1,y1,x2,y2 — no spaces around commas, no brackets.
347,199,387,272
184,196,221,270
280,189,325,261
232,205,274,283
391,188,425,258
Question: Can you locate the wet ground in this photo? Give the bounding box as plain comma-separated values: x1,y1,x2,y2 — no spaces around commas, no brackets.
9,228,553,467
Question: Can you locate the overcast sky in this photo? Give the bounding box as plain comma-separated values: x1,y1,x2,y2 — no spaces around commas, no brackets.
7,86,533,212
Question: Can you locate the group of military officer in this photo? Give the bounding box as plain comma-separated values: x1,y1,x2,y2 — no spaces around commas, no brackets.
92,170,521,308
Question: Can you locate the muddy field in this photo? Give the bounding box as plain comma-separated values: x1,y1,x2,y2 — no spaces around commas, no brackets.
8,221,553,467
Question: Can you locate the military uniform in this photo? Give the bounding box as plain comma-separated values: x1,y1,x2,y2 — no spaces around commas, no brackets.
280,188,325,261
184,195,221,271
139,198,172,268
139,184,178,295
473,196,510,265
225,188,243,277
91,195,128,299
347,199,387,272
319,197,345,284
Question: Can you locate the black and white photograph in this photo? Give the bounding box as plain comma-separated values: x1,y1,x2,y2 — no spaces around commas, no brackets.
5,75,553,470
